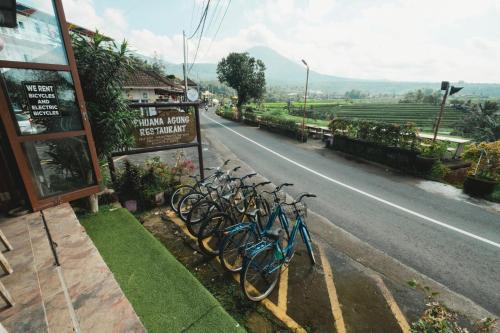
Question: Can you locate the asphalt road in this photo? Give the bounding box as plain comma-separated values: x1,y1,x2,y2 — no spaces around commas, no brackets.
200,110,500,315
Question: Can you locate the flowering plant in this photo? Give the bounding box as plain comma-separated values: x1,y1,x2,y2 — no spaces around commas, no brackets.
463,141,500,181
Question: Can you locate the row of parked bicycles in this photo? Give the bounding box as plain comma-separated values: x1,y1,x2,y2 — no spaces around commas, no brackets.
169,159,317,301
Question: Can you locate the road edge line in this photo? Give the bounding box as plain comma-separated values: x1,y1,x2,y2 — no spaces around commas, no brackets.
203,114,500,250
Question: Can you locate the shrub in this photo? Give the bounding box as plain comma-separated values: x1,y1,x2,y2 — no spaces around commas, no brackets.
260,114,299,132
259,113,307,140
419,140,448,159
113,157,194,210
243,109,257,122
462,141,500,182
113,159,142,202
429,162,450,181
216,105,237,120
329,118,419,150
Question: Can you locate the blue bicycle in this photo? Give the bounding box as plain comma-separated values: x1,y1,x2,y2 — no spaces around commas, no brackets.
240,193,317,301
219,183,294,273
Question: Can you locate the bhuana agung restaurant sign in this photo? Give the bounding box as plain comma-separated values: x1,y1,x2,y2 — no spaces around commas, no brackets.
23,82,60,118
132,111,196,148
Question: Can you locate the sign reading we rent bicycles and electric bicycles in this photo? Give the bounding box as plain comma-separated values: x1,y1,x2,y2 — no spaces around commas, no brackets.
132,110,196,148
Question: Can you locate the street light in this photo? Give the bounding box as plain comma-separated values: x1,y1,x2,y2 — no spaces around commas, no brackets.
433,81,463,142
301,59,309,142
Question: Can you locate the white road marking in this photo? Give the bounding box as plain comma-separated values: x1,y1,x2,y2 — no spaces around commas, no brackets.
203,114,500,250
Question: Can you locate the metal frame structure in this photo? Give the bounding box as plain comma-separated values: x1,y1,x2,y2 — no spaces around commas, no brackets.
110,102,205,180
0,0,101,211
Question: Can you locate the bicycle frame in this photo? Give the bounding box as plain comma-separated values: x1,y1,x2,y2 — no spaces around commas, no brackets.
244,212,312,275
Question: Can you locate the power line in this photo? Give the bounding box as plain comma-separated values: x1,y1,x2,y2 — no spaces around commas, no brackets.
188,0,211,73
187,0,210,40
205,0,222,35
189,0,197,33
201,0,231,61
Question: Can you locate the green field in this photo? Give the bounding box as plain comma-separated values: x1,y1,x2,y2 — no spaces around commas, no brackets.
248,101,464,133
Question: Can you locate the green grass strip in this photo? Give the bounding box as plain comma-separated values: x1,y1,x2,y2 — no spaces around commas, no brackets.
80,208,245,333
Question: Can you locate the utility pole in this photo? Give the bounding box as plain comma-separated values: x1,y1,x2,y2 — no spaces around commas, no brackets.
301,59,310,142
182,30,188,101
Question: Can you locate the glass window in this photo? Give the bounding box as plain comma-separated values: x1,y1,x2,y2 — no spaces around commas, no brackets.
0,1,67,65
1,68,83,135
22,136,96,198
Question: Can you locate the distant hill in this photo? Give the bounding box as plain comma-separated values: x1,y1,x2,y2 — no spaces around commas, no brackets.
142,46,500,97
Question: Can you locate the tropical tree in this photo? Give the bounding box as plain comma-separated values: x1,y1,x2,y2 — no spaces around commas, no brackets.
217,52,266,120
453,101,499,142
72,32,139,158
71,31,139,211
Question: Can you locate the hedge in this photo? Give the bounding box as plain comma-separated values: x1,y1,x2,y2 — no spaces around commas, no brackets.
329,118,419,151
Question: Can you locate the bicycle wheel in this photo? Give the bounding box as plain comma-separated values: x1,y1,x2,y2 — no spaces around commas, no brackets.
177,192,204,222
300,225,316,265
186,199,218,237
197,212,234,256
220,227,259,273
241,245,281,301
170,185,194,213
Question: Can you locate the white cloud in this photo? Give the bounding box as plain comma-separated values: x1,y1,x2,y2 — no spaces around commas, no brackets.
61,0,500,83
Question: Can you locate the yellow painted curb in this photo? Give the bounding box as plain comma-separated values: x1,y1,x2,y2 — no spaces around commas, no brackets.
319,246,346,333
165,210,307,333
373,275,411,333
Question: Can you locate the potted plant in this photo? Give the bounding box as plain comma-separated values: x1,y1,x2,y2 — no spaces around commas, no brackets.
462,141,499,197
415,141,448,174
114,160,142,212
141,157,174,208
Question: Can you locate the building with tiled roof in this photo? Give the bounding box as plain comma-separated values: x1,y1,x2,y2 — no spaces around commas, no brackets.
122,68,185,116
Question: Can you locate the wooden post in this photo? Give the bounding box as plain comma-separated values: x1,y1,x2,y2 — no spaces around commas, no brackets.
0,280,14,307
194,105,205,180
0,229,12,252
0,252,13,275
433,86,449,142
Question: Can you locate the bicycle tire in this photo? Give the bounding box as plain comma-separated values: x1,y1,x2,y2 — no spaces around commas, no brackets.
177,191,205,222
186,199,218,237
241,245,281,301
197,212,234,256
170,185,194,213
220,227,259,273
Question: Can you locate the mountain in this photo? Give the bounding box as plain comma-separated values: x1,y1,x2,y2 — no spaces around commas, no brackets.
245,46,354,85
148,46,500,97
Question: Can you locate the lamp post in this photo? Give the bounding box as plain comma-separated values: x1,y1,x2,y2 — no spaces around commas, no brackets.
433,81,463,142
301,59,309,142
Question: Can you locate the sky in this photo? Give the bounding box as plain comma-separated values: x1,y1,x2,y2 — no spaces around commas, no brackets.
58,0,500,83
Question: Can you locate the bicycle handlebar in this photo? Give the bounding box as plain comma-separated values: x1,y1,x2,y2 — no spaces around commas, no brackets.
241,173,257,180
277,183,293,191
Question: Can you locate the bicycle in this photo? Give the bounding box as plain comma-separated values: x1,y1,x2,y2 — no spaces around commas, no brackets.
195,180,271,256
170,159,230,213
219,183,293,273
240,193,317,301
176,165,241,223
185,172,257,238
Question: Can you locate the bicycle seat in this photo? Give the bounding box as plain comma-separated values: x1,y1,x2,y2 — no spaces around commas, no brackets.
266,228,284,241
222,193,234,201
245,208,259,218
